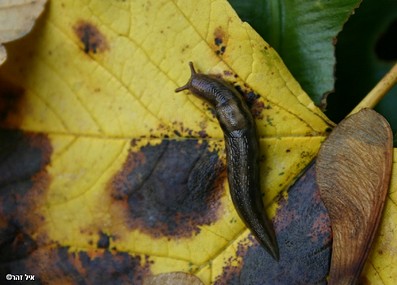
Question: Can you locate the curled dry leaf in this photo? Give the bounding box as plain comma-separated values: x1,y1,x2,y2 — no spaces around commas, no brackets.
143,272,204,285
316,108,393,284
0,45,5,65
0,0,47,65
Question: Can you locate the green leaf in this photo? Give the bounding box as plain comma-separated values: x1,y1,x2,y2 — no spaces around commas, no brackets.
326,0,397,134
228,0,360,105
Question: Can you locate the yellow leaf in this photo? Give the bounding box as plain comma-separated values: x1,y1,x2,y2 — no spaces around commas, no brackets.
362,149,397,284
0,0,395,284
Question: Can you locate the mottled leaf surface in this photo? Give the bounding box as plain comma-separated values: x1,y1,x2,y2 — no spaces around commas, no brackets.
0,0,395,284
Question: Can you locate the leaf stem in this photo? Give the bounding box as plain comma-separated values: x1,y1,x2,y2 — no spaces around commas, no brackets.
349,62,397,116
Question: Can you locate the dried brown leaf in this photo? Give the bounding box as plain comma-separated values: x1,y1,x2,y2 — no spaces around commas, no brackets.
143,272,204,285
316,109,393,284
0,0,47,65
0,45,5,65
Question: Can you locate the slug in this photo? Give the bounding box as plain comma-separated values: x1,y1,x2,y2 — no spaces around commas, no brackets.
175,62,279,261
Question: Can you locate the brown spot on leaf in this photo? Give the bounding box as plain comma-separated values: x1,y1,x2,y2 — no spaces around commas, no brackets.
198,130,208,138
243,91,260,105
0,78,25,128
214,26,227,56
250,100,265,119
170,121,210,140
234,86,264,119
223,70,233,77
111,139,225,239
0,130,52,262
74,20,109,54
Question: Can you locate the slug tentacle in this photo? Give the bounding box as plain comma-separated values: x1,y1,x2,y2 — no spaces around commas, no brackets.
175,62,279,261
175,62,197,93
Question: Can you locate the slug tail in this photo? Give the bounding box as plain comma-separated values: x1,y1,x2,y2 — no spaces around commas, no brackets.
256,221,279,261
226,136,280,261
237,195,279,261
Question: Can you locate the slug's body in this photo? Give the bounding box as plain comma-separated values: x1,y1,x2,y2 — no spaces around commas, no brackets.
175,62,279,260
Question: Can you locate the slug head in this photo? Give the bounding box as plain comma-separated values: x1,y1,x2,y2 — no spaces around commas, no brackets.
175,62,222,106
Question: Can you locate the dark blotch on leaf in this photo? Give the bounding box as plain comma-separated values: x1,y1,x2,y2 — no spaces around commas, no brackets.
233,87,263,118
1,247,151,284
111,139,225,238
0,78,25,127
0,130,51,189
78,250,150,284
0,130,51,263
73,20,109,54
97,232,111,249
216,163,331,285
0,230,37,263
